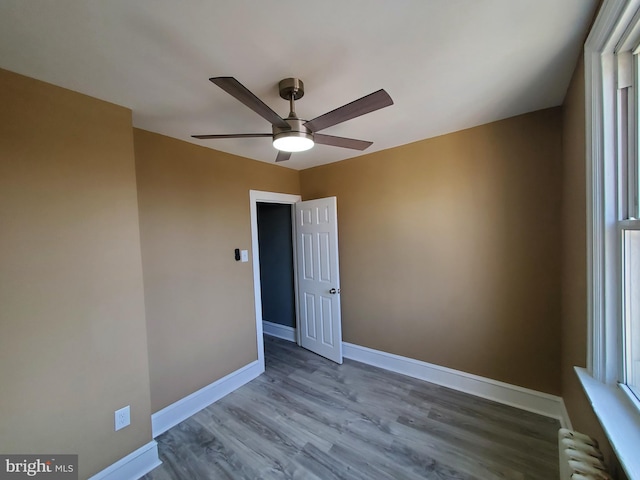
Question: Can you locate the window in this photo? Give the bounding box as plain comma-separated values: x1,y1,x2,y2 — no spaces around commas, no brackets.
583,0,640,476
618,49,640,403
586,0,640,396
623,225,640,400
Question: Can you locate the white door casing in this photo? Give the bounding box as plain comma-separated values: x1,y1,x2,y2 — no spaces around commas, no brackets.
295,197,343,364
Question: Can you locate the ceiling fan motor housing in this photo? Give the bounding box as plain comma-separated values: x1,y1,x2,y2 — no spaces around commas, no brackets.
272,118,314,151
273,78,314,151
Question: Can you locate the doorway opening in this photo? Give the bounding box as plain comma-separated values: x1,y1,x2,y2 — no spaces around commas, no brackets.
257,202,296,336
249,190,301,370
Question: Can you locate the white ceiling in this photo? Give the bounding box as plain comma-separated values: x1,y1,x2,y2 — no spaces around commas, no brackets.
0,1,598,170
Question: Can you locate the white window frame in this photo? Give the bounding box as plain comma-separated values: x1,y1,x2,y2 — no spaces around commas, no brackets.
582,1,640,478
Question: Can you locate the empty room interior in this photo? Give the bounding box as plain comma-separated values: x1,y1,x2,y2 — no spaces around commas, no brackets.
2,1,640,479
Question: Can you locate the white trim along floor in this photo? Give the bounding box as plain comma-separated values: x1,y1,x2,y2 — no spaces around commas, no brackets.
262,322,571,428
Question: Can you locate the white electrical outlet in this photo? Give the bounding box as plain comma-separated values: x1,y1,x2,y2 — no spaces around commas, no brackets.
240,250,249,262
115,405,130,431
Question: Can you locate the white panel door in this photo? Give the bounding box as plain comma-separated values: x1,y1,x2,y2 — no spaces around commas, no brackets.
295,197,342,364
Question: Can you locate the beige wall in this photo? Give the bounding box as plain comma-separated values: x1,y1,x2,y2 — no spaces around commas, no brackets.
300,108,563,394
133,129,300,412
0,69,152,478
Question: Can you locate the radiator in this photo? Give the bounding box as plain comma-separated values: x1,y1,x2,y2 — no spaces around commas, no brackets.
558,428,612,480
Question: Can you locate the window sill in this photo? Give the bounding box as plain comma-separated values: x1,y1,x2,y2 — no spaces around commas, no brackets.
575,367,640,480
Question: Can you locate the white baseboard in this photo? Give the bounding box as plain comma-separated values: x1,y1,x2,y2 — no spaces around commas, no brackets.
161,328,568,432
151,360,263,438
264,328,568,424
88,440,161,480
343,342,567,424
263,321,296,342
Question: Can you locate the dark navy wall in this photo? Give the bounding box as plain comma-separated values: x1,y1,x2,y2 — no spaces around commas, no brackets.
257,203,296,328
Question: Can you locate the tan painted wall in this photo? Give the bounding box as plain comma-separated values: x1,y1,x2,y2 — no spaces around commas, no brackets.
0,69,152,478
300,108,563,394
133,129,300,412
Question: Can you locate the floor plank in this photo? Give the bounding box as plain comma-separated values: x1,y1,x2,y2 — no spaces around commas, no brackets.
143,336,559,479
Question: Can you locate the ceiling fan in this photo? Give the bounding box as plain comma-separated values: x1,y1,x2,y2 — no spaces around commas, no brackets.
192,77,393,162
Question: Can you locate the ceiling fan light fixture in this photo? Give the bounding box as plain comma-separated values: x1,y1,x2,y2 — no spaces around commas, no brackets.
273,131,314,152
272,117,314,152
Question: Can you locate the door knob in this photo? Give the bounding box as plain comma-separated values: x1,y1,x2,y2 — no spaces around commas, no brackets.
329,288,340,294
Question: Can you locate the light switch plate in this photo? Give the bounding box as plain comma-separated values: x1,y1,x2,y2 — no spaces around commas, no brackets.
240,250,249,262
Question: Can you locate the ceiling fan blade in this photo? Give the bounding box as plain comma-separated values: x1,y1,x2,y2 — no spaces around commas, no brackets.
304,89,393,132
191,133,272,139
275,151,292,162
210,77,290,129
314,134,373,151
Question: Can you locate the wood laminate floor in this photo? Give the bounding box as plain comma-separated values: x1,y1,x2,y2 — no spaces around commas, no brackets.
142,336,560,480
